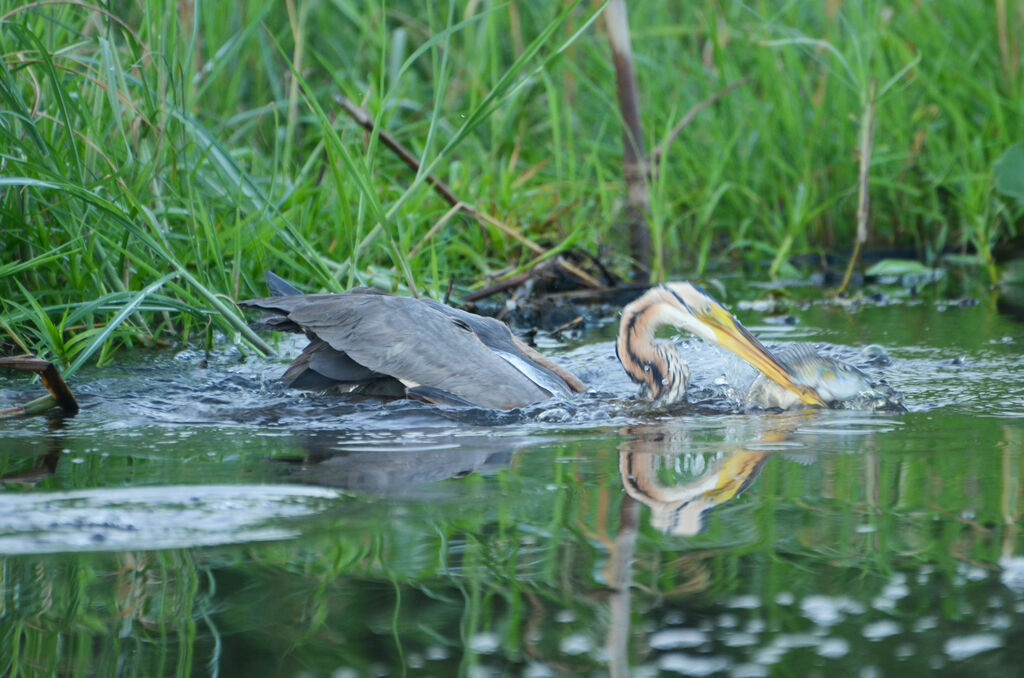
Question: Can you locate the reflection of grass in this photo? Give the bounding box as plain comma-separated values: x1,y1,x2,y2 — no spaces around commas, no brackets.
3,426,1022,674
2,552,209,676
1,3,1020,367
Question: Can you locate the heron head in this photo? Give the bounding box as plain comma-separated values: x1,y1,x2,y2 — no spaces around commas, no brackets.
654,283,827,407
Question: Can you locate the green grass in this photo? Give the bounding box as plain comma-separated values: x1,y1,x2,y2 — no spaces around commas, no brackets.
1,1,1021,368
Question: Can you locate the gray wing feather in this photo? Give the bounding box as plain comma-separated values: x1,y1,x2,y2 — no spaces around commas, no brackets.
240,291,562,409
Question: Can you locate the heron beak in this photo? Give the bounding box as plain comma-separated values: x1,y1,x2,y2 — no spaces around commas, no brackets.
696,303,827,407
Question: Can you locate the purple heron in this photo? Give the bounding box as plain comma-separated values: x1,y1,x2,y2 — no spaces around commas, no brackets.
616,283,826,407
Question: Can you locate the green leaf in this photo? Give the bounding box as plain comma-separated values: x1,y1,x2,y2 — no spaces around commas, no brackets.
66,273,176,376
994,142,1024,205
865,259,932,276
941,253,984,267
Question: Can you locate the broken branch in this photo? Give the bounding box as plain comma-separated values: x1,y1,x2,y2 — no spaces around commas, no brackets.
0,355,80,417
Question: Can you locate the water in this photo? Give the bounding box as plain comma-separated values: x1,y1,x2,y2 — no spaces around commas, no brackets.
1,286,1022,677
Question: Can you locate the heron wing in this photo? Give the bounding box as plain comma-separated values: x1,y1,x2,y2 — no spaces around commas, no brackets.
280,337,403,396
240,292,560,409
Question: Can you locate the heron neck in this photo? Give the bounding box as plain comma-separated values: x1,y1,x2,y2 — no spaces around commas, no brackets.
617,301,690,404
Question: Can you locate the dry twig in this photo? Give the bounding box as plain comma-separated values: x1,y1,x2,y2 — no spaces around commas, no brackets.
0,355,80,418
649,76,752,170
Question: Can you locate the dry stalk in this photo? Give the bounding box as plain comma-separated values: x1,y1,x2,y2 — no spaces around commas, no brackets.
605,0,652,277
649,76,752,171
837,79,876,295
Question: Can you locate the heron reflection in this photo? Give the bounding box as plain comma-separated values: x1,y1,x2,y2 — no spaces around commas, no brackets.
619,448,770,537
616,416,813,536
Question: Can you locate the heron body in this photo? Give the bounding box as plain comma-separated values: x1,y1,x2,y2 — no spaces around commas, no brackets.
239,280,585,410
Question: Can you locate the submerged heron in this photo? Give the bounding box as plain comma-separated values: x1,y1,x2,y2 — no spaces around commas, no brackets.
746,344,905,410
240,275,825,410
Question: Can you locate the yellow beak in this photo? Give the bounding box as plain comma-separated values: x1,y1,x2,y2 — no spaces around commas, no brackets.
701,305,827,407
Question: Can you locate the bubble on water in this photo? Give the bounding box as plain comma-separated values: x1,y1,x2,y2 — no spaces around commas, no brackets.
717,614,738,628
729,595,760,609
524,662,555,678
559,633,592,655
999,556,1024,593
467,632,499,653
649,628,708,650
944,633,1002,661
984,613,1012,630
817,637,849,658
858,344,891,366
657,653,729,676
912,615,938,633
863,620,901,640
801,595,864,627
776,633,820,649
732,663,769,678
722,633,758,647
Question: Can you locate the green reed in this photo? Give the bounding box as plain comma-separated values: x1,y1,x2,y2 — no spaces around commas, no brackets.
1,1,1020,367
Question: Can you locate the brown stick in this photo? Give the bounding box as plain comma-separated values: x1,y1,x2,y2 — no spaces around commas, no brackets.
463,257,590,303
995,0,1018,92
548,315,584,336
464,269,537,303
605,0,652,278
649,76,752,170
836,79,876,295
334,94,463,206
0,355,79,415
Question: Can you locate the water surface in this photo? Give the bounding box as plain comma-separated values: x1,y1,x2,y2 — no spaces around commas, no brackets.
1,284,1022,677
